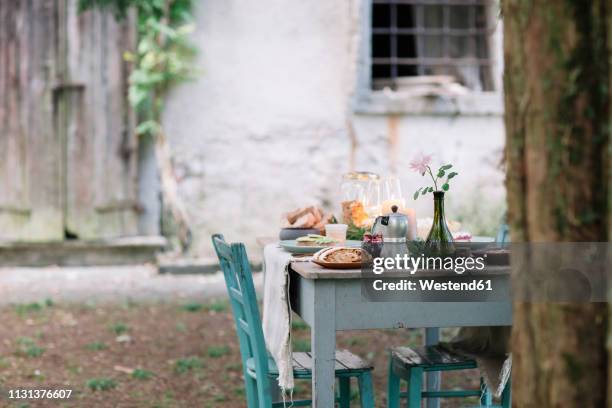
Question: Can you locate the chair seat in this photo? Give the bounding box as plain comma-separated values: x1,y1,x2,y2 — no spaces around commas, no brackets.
247,349,373,379
390,345,477,372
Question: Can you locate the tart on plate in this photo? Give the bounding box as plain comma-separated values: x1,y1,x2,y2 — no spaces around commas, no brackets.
312,246,368,269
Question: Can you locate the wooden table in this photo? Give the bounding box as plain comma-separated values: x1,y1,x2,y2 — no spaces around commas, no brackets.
288,261,512,408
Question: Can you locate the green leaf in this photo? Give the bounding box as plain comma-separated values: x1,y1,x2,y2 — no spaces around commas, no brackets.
441,164,453,171
447,172,458,180
176,23,195,36
135,120,161,136
442,183,449,191
437,169,445,178
428,187,434,193
421,188,429,196
413,188,422,200
346,223,368,240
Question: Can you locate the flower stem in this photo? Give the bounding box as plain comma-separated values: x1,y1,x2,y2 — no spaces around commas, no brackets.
426,166,438,191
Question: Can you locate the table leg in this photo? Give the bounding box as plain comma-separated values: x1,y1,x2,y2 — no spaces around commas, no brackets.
425,327,441,408
311,281,336,408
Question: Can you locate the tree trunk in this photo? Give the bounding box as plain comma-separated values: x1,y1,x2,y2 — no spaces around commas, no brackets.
503,1,609,407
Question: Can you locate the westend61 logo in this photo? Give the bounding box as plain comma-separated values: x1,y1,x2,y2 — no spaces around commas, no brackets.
360,242,510,302
367,253,494,297
372,253,487,275
362,243,609,302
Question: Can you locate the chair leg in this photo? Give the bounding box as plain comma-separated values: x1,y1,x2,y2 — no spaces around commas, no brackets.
339,377,351,408
387,359,401,408
480,377,492,406
244,375,259,408
501,377,511,408
407,367,423,408
358,373,375,408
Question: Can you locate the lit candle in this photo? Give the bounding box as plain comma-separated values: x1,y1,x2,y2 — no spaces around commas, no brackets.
381,198,405,215
402,208,417,241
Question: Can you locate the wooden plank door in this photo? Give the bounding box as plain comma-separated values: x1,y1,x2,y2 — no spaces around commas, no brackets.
57,0,139,240
0,0,63,241
0,0,140,242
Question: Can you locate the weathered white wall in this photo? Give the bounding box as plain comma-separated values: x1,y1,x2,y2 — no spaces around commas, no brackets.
351,115,506,234
163,0,505,257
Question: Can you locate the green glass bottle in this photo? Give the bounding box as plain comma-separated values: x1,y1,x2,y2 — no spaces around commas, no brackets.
425,191,455,255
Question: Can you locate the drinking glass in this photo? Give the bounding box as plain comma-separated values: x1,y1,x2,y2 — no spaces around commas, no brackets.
381,176,405,214
363,180,382,218
325,224,348,244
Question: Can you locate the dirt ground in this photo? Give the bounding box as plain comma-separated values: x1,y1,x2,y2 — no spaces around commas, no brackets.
0,299,485,407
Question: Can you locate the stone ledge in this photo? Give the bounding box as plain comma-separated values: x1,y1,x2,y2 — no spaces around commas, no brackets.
0,236,167,267
353,91,504,116
157,257,262,275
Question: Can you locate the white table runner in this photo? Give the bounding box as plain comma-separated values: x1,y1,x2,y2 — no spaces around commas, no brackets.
262,244,301,392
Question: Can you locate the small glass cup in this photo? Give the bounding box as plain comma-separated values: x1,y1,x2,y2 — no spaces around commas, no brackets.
325,224,348,244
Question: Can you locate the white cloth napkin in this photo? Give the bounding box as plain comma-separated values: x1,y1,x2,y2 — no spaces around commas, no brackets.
441,326,512,397
262,244,297,392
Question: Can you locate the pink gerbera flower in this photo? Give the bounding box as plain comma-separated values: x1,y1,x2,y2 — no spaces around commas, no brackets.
409,153,432,175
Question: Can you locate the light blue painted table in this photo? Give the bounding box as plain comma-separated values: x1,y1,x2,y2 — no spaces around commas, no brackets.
288,262,512,408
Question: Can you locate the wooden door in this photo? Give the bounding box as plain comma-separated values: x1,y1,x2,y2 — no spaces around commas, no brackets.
0,0,62,241
0,0,139,242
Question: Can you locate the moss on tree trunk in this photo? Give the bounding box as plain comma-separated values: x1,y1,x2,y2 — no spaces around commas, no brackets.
503,1,609,406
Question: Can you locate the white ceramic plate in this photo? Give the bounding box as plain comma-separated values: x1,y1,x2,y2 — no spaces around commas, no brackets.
279,240,362,254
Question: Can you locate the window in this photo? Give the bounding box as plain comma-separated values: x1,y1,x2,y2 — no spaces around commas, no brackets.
371,0,496,92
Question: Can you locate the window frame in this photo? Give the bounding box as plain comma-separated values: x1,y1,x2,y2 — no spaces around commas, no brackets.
353,0,504,116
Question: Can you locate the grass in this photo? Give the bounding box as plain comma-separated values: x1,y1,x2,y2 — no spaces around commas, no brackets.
180,302,204,312
204,300,228,313
180,300,228,313
213,394,227,403
86,378,117,391
0,357,9,368
175,356,203,374
224,362,242,372
0,302,479,407
151,391,178,408
86,341,108,351
207,345,230,358
346,336,367,347
110,322,128,335
67,364,83,376
292,339,310,352
132,368,154,380
15,337,45,358
14,299,54,316
291,318,309,331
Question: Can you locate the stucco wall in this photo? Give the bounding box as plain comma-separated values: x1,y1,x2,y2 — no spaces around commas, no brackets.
163,0,506,257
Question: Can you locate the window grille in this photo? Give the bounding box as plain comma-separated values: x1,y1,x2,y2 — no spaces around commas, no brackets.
371,0,496,91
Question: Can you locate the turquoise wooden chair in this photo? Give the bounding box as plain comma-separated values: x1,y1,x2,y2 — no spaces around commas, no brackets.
387,345,510,408
495,215,510,248
212,234,375,407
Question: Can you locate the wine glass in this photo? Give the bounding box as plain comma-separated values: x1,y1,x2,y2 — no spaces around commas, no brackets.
363,180,382,219
381,176,405,214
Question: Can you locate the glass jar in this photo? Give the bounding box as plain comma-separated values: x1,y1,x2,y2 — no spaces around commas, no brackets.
340,172,380,227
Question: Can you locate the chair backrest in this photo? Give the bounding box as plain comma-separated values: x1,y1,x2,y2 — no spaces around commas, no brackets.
211,234,272,406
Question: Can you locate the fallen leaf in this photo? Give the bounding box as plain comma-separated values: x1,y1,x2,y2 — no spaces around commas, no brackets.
114,365,134,375
115,334,132,343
